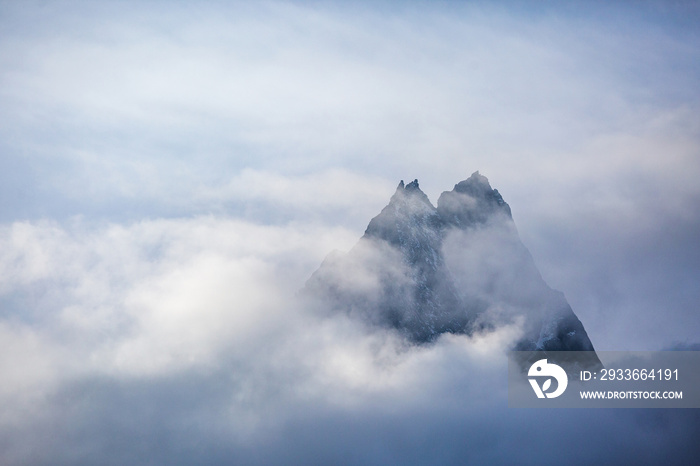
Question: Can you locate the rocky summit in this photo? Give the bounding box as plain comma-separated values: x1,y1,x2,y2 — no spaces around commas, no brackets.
304,172,598,357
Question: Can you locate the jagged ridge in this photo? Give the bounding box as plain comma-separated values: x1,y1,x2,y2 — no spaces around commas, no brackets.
304,172,598,356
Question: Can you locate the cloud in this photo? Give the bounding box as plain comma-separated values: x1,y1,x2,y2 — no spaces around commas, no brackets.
1,210,698,465
0,217,352,376
0,214,522,464
2,0,697,218
1,1,700,464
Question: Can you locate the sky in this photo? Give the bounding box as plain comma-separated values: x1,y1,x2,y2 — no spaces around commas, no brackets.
1,1,699,464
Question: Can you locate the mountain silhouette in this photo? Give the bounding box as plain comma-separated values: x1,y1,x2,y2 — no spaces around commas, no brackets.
304,172,599,359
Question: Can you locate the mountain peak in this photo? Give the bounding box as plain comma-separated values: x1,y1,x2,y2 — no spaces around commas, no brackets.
438,172,512,226
385,178,434,212
304,172,598,362
365,178,439,256
395,178,422,194
405,179,420,191
453,171,502,201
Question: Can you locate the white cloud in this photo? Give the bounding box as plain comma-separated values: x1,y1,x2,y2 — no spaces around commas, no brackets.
0,217,357,378
0,211,525,448
0,322,68,428
4,0,696,213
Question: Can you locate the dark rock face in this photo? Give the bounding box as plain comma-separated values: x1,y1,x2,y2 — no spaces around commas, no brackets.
304,172,598,356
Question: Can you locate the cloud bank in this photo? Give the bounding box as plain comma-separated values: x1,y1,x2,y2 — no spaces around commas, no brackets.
1,199,698,465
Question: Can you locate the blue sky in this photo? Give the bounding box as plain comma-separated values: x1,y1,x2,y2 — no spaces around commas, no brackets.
1,1,699,464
